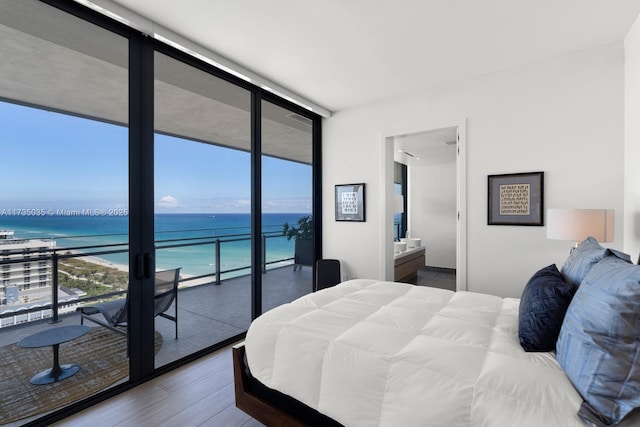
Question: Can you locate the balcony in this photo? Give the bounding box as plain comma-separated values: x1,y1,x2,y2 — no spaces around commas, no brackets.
0,229,313,425
0,228,314,342
0,265,312,357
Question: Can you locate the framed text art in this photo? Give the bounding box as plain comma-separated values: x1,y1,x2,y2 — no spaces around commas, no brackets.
335,183,366,222
488,172,544,226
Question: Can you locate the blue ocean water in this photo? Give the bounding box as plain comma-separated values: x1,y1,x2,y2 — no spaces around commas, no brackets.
0,213,309,277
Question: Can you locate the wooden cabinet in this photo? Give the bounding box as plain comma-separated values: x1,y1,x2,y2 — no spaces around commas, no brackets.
394,247,425,283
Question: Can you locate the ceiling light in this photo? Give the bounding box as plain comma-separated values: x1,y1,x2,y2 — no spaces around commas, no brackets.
73,0,134,27
396,149,420,160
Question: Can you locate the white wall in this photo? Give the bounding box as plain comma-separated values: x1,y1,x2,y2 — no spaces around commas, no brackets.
323,42,624,298
624,15,640,262
409,161,456,269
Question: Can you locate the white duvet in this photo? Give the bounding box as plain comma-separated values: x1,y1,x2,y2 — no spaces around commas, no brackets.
245,279,586,427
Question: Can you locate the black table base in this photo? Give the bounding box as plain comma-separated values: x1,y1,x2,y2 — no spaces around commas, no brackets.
18,325,90,385
29,343,80,385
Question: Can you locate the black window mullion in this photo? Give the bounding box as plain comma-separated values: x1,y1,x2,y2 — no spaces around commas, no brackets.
251,92,262,319
401,164,408,238
128,34,155,380
312,116,322,272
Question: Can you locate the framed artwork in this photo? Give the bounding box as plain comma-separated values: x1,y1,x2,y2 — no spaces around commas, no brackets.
488,172,544,226
335,183,365,222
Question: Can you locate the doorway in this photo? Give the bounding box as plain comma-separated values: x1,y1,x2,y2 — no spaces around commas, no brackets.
381,120,467,291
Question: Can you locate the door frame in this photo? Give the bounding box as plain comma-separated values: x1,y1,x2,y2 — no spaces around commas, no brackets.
380,119,467,291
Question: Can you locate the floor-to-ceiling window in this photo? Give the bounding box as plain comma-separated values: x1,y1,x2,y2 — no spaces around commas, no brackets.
0,0,130,422
0,0,321,424
261,100,314,312
153,51,253,367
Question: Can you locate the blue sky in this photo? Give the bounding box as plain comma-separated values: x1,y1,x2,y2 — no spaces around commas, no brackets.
0,101,312,213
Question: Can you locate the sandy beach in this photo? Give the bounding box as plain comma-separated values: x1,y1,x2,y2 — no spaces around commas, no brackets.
81,253,218,288
84,255,129,273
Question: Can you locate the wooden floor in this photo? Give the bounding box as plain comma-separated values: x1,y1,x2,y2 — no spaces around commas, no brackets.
53,344,264,427
18,269,451,426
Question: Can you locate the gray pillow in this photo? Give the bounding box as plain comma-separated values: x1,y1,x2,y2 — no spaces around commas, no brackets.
556,255,640,426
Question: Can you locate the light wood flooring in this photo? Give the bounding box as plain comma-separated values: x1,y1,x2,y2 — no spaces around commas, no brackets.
45,269,452,427
53,344,264,427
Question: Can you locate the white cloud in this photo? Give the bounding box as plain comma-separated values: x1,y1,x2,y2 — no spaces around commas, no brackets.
153,196,311,213
262,197,312,213
157,195,179,209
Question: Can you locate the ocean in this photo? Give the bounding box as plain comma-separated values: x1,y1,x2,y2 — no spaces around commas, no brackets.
0,213,309,278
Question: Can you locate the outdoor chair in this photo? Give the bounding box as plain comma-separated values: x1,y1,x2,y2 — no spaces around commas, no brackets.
78,268,181,339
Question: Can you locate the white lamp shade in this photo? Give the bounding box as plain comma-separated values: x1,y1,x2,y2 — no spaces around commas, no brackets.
546,209,614,243
394,194,404,214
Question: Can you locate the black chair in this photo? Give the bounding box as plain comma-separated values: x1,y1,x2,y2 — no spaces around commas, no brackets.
79,268,181,339
315,259,341,291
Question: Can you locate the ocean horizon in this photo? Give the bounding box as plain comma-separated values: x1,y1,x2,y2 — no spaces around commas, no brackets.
0,213,310,278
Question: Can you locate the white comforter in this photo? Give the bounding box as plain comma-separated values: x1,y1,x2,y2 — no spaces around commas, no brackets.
245,279,585,427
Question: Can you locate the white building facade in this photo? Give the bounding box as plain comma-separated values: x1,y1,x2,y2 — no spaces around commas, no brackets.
0,230,78,327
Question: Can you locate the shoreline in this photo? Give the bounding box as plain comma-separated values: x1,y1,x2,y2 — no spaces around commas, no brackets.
83,254,130,273
4,219,297,281
76,252,282,288
82,253,200,282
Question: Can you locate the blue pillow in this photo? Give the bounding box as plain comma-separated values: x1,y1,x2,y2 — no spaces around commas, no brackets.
518,264,577,352
556,256,640,426
560,237,632,286
561,237,608,286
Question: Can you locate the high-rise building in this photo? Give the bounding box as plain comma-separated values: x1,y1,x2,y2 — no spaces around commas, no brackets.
0,230,78,327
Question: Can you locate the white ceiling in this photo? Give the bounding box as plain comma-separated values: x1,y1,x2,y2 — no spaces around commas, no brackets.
112,0,640,113
394,127,458,167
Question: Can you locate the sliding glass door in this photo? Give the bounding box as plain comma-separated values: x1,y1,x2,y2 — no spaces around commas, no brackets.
153,51,252,367
0,0,130,421
261,100,314,312
0,0,321,423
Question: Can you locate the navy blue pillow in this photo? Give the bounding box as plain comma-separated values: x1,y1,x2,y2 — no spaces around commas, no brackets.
518,264,577,352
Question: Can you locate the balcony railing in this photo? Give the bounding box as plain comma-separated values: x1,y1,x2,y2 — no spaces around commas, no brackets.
0,226,297,327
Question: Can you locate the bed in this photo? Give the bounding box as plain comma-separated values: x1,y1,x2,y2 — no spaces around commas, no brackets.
234,239,640,427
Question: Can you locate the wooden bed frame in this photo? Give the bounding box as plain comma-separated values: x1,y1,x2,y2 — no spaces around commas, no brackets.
233,343,309,427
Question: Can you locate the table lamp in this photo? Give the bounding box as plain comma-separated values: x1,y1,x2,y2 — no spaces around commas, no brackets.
546,208,614,248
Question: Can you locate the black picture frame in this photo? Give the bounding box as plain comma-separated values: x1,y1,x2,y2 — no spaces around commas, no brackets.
488,172,544,226
335,183,365,222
